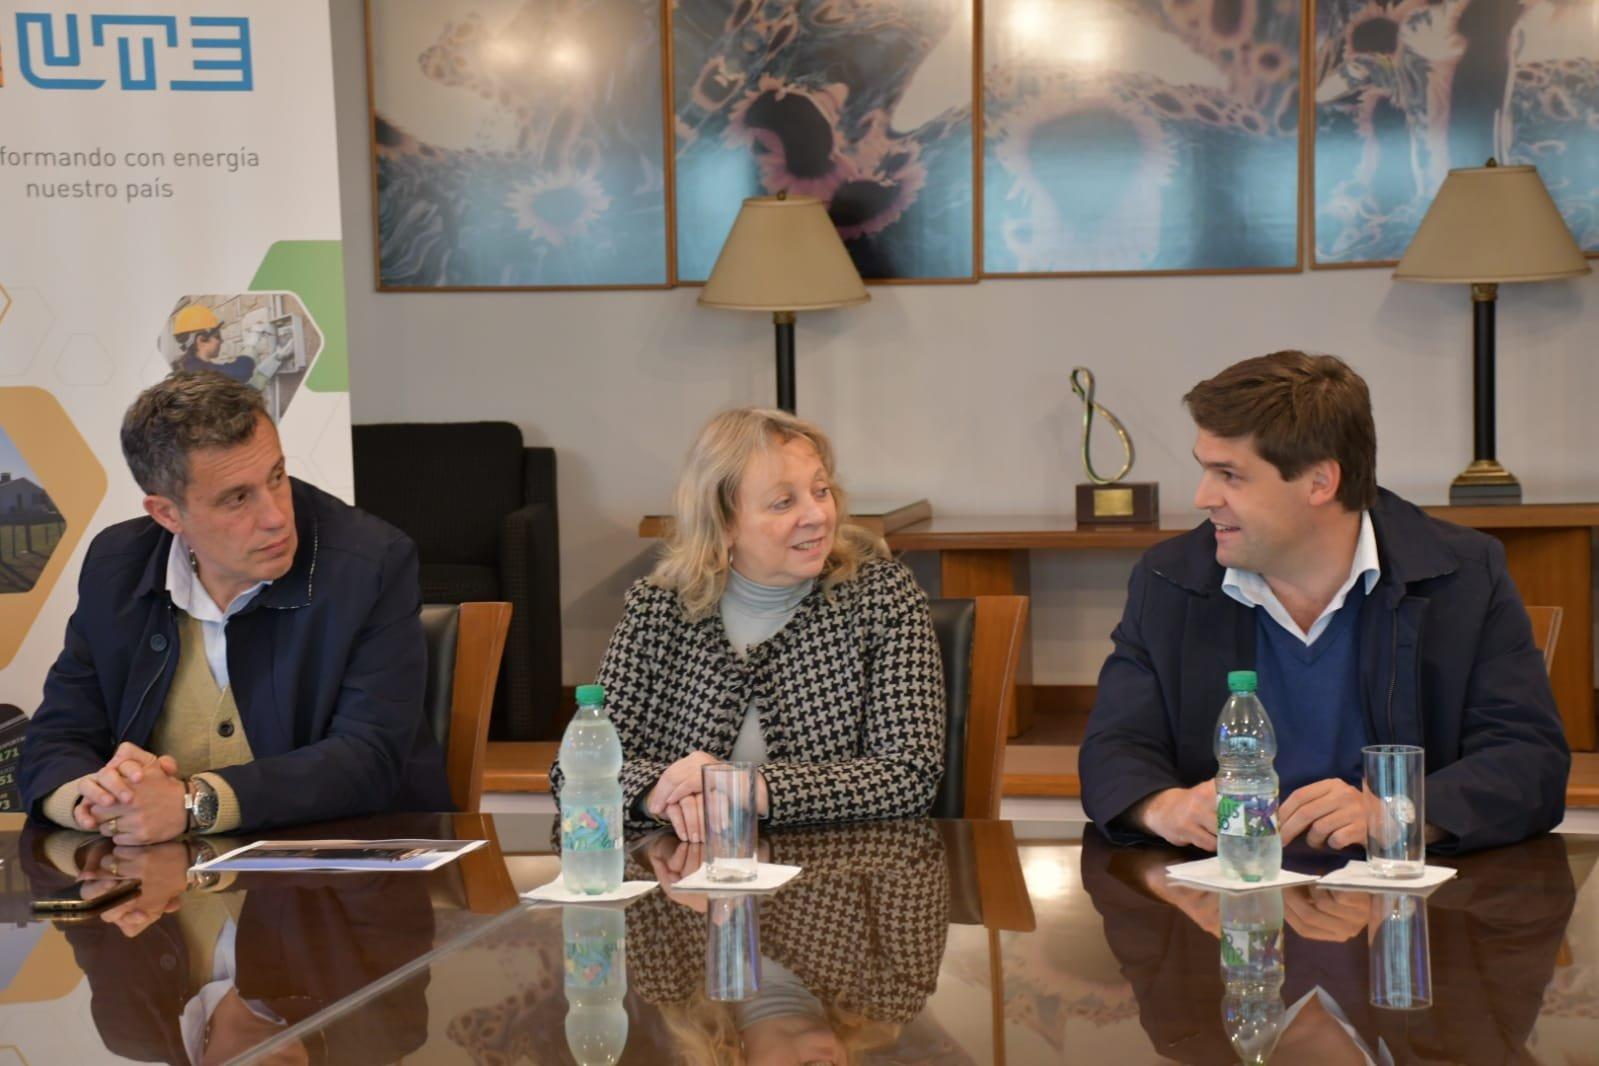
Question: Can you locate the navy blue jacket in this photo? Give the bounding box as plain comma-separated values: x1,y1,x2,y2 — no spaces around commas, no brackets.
19,478,452,828
1081,489,1570,854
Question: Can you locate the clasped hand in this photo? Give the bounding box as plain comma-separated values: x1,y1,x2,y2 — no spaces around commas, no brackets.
77,837,193,938
645,750,769,843
1138,777,1366,852
74,742,188,845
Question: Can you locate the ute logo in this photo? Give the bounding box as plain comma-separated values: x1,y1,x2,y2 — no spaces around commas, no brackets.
0,11,252,91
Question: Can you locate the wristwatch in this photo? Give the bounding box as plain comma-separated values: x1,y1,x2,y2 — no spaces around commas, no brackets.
185,776,219,832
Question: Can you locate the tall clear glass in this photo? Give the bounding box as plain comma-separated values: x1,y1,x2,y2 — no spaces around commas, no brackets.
702,762,758,883
1363,744,1425,879
705,893,761,1002
1369,892,1433,1010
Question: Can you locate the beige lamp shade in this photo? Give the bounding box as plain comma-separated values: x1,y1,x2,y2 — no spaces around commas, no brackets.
1394,163,1591,283
698,195,870,312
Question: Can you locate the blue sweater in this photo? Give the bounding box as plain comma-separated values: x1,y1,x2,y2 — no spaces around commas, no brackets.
1255,580,1372,797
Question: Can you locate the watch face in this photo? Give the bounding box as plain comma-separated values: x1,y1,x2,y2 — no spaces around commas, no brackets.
194,782,219,828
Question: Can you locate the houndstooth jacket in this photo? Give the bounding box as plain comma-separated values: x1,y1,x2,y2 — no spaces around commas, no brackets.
553,557,946,829
625,819,951,1020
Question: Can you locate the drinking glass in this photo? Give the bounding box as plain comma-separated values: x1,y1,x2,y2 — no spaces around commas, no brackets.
1363,744,1425,879
703,762,759,883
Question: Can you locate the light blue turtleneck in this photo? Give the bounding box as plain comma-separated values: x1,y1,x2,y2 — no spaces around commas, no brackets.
721,567,813,763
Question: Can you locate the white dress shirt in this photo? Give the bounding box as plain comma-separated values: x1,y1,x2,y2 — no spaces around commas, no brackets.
1222,511,1381,646
166,535,268,690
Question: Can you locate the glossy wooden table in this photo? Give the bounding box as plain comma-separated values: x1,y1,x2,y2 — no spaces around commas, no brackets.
7,812,1586,1064
887,504,1599,751
299,819,1599,1064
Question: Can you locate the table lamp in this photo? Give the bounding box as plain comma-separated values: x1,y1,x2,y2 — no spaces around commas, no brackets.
698,192,869,413
1394,160,1591,504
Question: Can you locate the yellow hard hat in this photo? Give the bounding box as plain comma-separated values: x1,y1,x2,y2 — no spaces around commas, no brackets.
172,304,221,336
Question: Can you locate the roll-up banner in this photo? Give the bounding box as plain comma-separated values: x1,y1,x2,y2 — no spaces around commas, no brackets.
0,2,352,735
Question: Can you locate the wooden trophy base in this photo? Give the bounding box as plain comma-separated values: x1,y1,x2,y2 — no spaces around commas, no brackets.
1076,482,1159,527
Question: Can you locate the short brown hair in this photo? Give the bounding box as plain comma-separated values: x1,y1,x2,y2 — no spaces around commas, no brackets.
121,371,267,502
1183,351,1377,511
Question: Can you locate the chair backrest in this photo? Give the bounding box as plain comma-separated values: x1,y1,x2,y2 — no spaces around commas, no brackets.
353,422,525,565
928,600,976,819
929,595,1030,819
1526,604,1562,675
422,602,513,813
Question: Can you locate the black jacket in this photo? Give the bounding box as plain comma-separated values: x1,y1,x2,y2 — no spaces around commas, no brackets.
1081,489,1570,853
19,478,452,828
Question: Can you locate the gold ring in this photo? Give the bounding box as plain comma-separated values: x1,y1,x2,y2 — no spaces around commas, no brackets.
108,858,120,877
105,817,119,835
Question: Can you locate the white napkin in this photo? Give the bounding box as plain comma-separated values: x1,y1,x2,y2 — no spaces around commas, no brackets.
670,862,802,893
1166,857,1320,892
522,879,659,905
1317,861,1457,891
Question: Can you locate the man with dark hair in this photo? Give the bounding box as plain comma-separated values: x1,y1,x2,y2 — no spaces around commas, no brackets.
1082,351,1569,854
19,372,450,842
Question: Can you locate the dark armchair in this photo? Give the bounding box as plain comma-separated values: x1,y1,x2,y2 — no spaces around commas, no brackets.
352,422,561,740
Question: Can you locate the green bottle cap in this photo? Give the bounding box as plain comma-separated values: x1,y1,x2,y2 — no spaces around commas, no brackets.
1226,670,1257,693
575,684,605,706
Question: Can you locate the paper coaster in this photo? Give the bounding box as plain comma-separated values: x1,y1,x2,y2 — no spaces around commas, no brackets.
1166,857,1320,892
1317,861,1457,891
523,879,658,905
670,862,802,893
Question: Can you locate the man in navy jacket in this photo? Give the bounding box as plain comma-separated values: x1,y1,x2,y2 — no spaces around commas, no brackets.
1081,352,1569,855
19,372,450,842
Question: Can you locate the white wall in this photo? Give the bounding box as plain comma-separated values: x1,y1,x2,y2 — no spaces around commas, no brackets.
327,0,1599,689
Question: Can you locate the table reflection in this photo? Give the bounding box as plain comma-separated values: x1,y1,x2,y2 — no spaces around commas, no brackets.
18,823,437,1065
1080,828,1575,1064
448,818,956,1064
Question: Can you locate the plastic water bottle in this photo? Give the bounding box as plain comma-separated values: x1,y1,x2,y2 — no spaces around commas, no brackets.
1214,670,1281,883
1220,888,1286,1065
564,905,628,1066
560,684,623,894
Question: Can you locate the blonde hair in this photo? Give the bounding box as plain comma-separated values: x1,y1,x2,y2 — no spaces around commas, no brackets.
658,990,901,1066
651,408,888,621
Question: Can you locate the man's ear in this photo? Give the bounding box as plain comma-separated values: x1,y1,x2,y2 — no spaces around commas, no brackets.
143,494,184,536
1306,459,1343,508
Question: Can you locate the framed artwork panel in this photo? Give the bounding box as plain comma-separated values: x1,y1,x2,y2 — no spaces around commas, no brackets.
366,0,672,289
1313,0,1599,267
982,0,1304,276
672,0,977,282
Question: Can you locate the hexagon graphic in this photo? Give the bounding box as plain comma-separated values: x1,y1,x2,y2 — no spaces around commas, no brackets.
250,240,348,393
0,388,106,669
158,292,324,422
55,333,116,387
0,286,57,378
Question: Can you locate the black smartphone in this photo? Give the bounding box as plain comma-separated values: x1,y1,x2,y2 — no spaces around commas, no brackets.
30,878,142,913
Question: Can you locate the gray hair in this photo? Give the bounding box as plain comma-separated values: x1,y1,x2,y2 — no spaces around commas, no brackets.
121,372,267,502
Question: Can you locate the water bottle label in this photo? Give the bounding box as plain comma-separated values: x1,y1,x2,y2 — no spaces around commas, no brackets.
1221,926,1284,971
1217,793,1278,837
562,805,619,852
565,937,619,990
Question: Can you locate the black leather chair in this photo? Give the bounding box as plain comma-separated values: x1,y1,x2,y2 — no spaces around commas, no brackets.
421,601,511,813
420,604,460,752
928,599,977,819
354,422,560,740
928,594,1029,820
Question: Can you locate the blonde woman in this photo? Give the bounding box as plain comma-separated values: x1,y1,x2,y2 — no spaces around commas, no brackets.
553,408,944,840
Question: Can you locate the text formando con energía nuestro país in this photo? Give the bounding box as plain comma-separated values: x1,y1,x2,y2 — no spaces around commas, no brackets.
0,146,263,201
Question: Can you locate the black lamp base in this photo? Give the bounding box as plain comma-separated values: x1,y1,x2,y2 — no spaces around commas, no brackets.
1449,459,1521,504
773,311,796,413
1454,283,1520,505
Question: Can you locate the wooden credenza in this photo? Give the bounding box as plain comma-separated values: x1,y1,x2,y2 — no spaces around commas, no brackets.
887,504,1599,751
